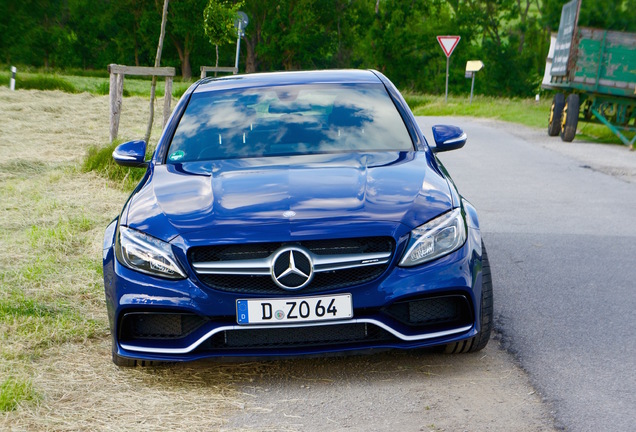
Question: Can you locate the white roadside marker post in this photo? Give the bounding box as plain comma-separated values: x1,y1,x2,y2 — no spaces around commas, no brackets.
10,66,16,90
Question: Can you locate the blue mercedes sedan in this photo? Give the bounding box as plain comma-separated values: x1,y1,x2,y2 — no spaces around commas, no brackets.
103,70,492,366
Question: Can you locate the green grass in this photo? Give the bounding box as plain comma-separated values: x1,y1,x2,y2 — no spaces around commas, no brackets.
0,377,38,412
0,291,103,352
0,74,78,92
83,140,150,190
0,296,57,318
0,171,111,367
406,93,553,128
405,92,628,145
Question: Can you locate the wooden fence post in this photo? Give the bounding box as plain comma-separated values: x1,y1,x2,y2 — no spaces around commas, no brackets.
107,64,175,143
108,64,122,143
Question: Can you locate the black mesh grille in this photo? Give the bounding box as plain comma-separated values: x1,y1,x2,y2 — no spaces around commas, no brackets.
190,242,280,263
119,313,207,341
189,237,394,294
203,323,396,350
189,237,393,262
384,296,472,328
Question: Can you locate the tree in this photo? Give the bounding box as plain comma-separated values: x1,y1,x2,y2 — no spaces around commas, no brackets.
145,0,169,145
164,0,209,79
240,0,269,73
26,0,71,68
240,0,344,72
107,0,158,67
203,0,243,69
356,0,461,92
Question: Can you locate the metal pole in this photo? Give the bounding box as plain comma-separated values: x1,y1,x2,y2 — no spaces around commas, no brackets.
10,66,16,91
234,22,242,73
445,57,449,103
470,73,475,104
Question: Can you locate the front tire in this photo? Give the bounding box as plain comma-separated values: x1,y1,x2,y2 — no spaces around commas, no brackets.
548,93,565,136
445,242,493,354
112,343,158,367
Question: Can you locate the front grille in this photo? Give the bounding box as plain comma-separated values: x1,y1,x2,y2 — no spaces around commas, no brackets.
119,313,207,341
189,237,394,294
203,323,395,350
384,295,472,328
189,237,393,262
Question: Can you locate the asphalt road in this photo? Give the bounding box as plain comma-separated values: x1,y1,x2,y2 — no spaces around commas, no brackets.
418,116,636,432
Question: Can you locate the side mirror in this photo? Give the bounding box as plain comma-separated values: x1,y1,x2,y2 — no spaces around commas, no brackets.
112,140,148,168
431,125,467,153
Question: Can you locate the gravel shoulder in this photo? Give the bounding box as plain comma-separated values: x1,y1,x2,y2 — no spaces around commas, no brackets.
0,88,557,431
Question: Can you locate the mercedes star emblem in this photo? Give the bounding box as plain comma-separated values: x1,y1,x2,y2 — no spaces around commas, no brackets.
271,246,313,290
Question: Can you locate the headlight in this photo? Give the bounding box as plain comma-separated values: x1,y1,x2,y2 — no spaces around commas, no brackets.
399,208,467,267
115,226,186,279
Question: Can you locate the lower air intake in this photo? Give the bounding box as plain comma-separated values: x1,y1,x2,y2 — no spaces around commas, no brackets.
119,313,206,341
384,295,473,328
206,323,396,350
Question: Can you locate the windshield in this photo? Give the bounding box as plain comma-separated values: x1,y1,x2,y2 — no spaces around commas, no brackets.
166,83,414,163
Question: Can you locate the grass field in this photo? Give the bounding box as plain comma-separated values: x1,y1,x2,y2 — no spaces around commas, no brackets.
0,88,250,430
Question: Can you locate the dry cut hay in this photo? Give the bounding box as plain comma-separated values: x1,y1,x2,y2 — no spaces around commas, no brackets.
1,340,249,431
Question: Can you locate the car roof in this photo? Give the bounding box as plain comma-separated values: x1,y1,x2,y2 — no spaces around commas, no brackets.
193,69,383,94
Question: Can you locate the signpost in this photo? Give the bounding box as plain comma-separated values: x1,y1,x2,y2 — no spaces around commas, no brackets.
437,36,461,102
234,11,249,72
465,60,484,104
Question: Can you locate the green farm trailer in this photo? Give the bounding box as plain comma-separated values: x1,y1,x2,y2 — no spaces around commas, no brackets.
542,0,636,147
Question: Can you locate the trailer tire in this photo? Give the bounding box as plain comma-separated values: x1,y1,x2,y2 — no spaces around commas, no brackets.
548,93,565,136
561,93,579,142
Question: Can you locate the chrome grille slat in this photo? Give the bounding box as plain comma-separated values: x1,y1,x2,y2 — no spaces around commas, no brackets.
192,251,391,275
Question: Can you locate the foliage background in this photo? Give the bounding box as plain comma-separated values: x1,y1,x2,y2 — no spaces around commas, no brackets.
0,0,635,97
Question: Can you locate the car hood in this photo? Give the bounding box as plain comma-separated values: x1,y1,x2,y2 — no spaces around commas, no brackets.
124,152,453,242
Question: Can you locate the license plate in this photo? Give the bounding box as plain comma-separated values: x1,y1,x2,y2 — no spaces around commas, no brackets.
236,294,353,325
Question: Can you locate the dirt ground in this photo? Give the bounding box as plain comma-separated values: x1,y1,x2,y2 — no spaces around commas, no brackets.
0,87,557,431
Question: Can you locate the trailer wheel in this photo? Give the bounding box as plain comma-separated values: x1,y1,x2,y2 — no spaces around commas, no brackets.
561,93,579,142
548,93,565,136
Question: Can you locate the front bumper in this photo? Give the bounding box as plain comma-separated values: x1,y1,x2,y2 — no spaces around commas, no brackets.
103,223,483,362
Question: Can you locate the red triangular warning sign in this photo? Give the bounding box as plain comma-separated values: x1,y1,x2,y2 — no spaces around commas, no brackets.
437,36,461,58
